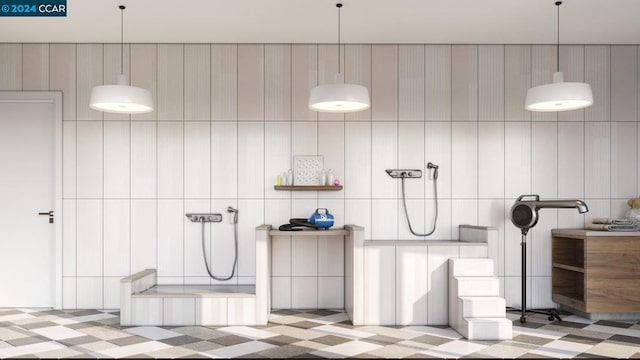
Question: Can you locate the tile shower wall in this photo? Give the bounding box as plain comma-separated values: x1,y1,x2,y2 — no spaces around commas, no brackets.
1,43,638,310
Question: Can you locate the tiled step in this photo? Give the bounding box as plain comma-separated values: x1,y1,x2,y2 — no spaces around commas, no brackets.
459,297,506,318
453,277,500,297
465,317,513,340
448,258,495,277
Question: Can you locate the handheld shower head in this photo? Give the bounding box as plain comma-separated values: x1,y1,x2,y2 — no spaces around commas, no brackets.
227,206,238,213
427,162,439,180
510,195,589,235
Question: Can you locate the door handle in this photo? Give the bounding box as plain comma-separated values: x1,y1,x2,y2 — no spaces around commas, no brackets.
38,211,54,224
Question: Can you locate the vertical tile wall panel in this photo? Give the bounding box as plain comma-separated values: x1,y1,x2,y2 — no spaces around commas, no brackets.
318,236,344,277
478,122,505,198
184,121,211,198
531,45,557,122
50,44,76,120
372,45,398,121
451,122,478,198
479,199,506,276
103,199,129,277
427,245,458,325
130,121,157,198
103,277,121,309
184,44,211,120
62,277,76,309
76,121,103,198
398,45,424,121
504,122,531,198
211,122,238,199
558,122,585,198
345,44,372,121
62,121,76,198
371,122,397,199
22,44,48,90
237,199,263,277
157,122,183,198
76,199,102,276
479,45,504,121
530,209,557,277
319,122,345,199
265,45,291,121
104,121,130,199
585,122,611,198
131,200,157,273
291,121,317,156
371,199,397,240
585,46,610,122
451,199,479,240
62,199,76,277
611,46,637,122
364,246,395,325
318,44,344,121
504,45,531,121
76,44,103,120
157,44,184,121
558,45,585,122
265,121,291,199
399,122,425,198
345,122,372,199
451,45,478,121
184,200,210,278
425,45,451,121
238,44,264,121
396,246,427,325
211,44,237,121
291,236,318,277
291,45,317,121
611,122,637,198
531,122,558,198
130,44,157,121
103,44,130,121
0,44,21,90
425,122,452,199
291,277,318,309
77,277,103,309
238,122,265,199
158,199,184,277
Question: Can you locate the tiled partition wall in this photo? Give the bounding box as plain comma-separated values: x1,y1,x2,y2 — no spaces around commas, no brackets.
0,43,638,310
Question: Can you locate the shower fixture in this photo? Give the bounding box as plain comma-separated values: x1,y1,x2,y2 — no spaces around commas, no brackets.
508,194,589,324
385,169,422,179
186,213,223,223
185,207,239,281
386,162,440,237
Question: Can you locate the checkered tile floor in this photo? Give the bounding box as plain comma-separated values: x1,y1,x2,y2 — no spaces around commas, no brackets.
0,308,639,358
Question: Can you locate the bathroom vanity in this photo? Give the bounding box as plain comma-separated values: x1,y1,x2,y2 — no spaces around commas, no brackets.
552,229,640,320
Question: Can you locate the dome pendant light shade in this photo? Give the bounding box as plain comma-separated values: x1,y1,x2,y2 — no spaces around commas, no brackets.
309,83,370,113
525,1,593,112
525,72,593,112
89,5,154,114
90,74,154,114
308,3,370,113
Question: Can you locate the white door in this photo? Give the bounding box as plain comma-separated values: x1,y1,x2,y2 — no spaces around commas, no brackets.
0,92,62,308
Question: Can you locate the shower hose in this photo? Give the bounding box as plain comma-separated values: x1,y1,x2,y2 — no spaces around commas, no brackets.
400,172,438,237
199,210,238,281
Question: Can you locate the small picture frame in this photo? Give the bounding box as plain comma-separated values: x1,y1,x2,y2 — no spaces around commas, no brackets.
293,155,324,185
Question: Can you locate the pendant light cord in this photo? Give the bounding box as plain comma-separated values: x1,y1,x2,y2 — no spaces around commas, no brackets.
556,1,561,72
119,5,125,75
337,3,342,75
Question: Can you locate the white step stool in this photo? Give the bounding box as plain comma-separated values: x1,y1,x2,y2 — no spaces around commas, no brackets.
448,258,512,340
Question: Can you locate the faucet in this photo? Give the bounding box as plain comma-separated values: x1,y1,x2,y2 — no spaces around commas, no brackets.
511,195,589,235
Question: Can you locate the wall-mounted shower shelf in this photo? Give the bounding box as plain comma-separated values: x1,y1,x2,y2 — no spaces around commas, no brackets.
274,185,343,191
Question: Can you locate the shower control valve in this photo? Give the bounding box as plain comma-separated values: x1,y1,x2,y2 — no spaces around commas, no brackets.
185,213,223,223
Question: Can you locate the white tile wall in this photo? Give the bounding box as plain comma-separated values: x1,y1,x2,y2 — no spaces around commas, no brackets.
30,43,638,309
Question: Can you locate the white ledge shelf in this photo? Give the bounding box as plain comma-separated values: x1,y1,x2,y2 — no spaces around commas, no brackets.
269,228,349,236
274,185,343,191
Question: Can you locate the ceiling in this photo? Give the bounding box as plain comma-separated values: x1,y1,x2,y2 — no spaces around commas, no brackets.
1,0,639,44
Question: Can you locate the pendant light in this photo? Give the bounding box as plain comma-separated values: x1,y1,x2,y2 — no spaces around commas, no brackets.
308,3,370,113
525,1,593,112
90,5,153,114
